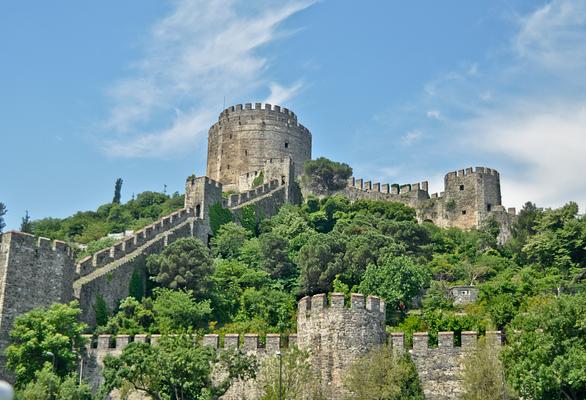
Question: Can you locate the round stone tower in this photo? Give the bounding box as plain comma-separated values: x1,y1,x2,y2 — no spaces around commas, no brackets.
206,103,312,191
296,293,387,399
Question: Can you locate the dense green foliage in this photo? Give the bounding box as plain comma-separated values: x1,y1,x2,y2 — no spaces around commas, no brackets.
29,190,184,245
6,302,87,388
101,334,256,400
502,293,586,400
209,201,233,234
302,157,353,192
343,344,423,400
9,175,586,398
101,288,212,334
257,347,324,400
147,237,214,294
460,337,515,400
15,364,92,400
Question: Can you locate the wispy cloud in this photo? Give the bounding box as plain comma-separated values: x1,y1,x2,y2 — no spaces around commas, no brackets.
401,130,423,146
101,0,314,158
426,110,441,120
264,81,304,105
381,0,586,211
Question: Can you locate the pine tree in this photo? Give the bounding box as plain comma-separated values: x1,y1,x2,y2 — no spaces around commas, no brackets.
20,210,32,233
112,178,123,204
0,202,6,233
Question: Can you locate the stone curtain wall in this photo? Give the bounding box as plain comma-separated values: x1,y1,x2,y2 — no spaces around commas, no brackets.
324,166,516,237
73,218,195,326
408,331,504,400
0,232,75,350
206,103,311,191
80,327,502,399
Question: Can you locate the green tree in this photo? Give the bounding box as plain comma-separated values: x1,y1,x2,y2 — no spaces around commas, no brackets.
0,202,7,233
460,336,515,400
103,289,212,334
236,287,296,332
211,222,250,259
94,294,109,327
16,364,93,400
6,301,87,388
501,293,586,400
20,210,32,233
359,255,430,321
343,344,423,400
297,233,345,296
259,232,296,280
147,237,214,296
302,157,352,192
101,334,257,400
257,347,324,400
211,259,270,323
112,178,123,204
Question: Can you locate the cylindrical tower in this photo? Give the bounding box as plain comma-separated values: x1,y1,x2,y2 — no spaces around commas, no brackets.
297,293,387,399
206,102,312,191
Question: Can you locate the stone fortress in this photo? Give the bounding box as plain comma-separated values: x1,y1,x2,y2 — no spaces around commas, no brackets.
0,103,513,398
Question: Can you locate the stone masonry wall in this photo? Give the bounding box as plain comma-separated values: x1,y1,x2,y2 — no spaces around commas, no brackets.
0,232,76,379
206,103,311,191
73,218,195,326
318,167,516,238
81,315,502,399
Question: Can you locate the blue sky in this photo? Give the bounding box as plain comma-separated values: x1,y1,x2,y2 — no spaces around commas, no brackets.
2,0,586,229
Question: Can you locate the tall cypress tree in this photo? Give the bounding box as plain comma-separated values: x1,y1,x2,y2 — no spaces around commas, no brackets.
0,202,6,233
20,210,32,233
112,178,123,204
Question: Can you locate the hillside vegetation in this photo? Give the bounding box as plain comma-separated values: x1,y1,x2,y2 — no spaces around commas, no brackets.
7,162,586,399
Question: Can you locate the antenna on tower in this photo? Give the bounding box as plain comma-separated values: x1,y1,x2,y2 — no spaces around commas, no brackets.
223,96,226,109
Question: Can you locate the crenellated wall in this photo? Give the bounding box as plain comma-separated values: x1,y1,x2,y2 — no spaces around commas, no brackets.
80,293,503,400
75,209,192,279
313,166,516,240
206,103,311,191
73,218,196,326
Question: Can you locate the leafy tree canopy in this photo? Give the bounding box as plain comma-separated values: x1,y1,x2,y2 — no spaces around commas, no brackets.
302,157,352,192
6,301,87,388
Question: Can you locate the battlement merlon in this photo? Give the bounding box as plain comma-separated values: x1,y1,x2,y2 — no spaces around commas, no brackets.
297,293,386,315
1,231,74,258
444,166,500,179
219,103,299,123
83,333,298,356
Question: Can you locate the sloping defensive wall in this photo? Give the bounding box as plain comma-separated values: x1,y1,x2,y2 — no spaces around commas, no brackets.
0,175,291,380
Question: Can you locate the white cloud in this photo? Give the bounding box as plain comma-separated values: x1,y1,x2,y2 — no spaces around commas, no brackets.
264,81,304,106
426,110,441,120
101,0,314,158
515,0,586,70
383,0,586,211
401,130,423,146
462,103,586,209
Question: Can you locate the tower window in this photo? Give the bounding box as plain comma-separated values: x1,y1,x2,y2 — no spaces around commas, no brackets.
461,210,467,215
227,164,230,170
459,185,465,191
284,142,289,148
244,149,248,156
487,203,492,212
229,134,233,139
